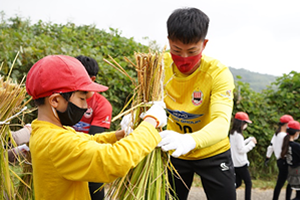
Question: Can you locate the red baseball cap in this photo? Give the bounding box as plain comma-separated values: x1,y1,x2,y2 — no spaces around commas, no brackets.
26,55,108,99
280,114,294,123
287,120,300,131
235,112,252,123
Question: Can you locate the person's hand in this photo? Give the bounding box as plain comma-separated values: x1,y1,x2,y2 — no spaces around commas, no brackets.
11,124,32,145
120,113,134,135
143,101,167,128
264,157,269,167
251,137,257,144
157,130,196,158
115,130,126,140
14,144,30,154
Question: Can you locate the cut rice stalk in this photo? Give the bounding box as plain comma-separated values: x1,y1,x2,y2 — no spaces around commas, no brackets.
105,47,178,200
1,54,33,199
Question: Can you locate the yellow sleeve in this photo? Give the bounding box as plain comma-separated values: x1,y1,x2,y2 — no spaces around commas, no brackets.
50,121,160,183
69,127,118,144
191,67,234,149
92,131,118,144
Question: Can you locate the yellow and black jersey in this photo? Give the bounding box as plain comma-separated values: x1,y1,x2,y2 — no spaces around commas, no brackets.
163,52,235,160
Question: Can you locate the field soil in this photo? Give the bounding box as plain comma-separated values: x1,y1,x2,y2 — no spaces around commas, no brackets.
188,187,296,200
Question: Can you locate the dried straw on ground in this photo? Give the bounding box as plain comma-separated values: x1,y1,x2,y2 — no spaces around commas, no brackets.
103,49,178,199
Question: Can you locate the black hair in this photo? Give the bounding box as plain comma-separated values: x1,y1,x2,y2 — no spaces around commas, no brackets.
33,92,74,106
167,7,210,44
281,128,299,159
75,55,99,77
275,122,285,136
60,92,73,101
34,98,45,106
230,118,247,135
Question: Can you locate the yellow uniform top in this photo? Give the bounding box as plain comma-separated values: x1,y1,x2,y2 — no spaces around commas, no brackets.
30,119,160,200
163,53,235,160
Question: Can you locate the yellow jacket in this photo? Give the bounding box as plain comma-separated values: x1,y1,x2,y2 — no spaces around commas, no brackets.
164,53,235,160
30,120,160,200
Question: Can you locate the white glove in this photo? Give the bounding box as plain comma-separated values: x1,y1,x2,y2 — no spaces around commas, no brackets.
143,101,167,128
120,113,134,135
158,130,196,158
14,144,30,154
24,123,32,132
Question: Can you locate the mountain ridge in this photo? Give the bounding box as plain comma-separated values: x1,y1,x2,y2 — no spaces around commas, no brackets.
229,67,277,92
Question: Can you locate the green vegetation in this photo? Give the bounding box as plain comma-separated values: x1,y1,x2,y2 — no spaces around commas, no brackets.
0,13,149,131
233,71,300,180
1,14,300,195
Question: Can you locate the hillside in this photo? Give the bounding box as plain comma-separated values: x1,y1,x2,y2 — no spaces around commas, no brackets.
229,67,277,92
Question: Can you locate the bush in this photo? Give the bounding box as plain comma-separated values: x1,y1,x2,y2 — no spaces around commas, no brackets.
0,14,149,130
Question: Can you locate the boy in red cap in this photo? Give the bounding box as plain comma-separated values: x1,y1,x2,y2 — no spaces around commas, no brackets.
281,120,300,199
229,112,257,200
72,55,112,200
26,55,167,200
265,114,294,200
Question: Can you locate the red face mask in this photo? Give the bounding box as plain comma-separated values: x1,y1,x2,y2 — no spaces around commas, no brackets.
171,52,202,73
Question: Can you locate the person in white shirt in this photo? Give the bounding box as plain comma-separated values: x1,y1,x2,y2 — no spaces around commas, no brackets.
230,112,257,200
265,114,294,200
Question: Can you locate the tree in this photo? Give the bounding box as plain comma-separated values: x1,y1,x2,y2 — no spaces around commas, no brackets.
265,71,300,120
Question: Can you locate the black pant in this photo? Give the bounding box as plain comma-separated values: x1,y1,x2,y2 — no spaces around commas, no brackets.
89,182,104,200
168,150,236,200
235,164,252,200
273,158,292,200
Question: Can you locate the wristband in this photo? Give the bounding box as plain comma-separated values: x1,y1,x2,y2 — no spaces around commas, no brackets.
144,116,159,128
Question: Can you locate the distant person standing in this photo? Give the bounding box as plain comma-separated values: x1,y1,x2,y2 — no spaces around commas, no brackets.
265,114,294,200
73,55,112,200
230,112,257,200
281,120,300,200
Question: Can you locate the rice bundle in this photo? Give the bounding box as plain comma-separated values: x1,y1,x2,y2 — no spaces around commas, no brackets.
104,49,177,199
0,58,33,199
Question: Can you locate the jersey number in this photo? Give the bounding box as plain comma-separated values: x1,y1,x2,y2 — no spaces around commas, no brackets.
176,122,192,133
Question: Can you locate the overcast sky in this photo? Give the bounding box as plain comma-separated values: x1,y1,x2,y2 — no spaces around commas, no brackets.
1,0,300,76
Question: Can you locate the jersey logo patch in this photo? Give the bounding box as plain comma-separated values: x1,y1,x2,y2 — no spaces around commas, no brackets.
73,121,90,132
167,109,203,120
192,90,203,106
84,107,93,119
220,162,229,171
220,90,232,99
102,116,111,124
